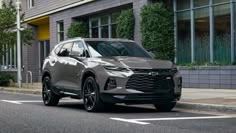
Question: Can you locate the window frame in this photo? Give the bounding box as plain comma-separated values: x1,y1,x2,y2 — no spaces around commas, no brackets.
89,12,120,38
57,21,64,43
28,0,34,9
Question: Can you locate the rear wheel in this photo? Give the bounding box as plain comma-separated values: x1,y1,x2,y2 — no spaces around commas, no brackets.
42,77,60,106
154,102,176,112
83,76,104,112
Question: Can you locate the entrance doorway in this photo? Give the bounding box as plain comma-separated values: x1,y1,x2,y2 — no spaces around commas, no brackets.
39,40,50,72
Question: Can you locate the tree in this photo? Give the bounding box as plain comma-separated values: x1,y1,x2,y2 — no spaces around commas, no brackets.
67,21,89,38
0,0,33,57
141,2,175,61
116,9,135,40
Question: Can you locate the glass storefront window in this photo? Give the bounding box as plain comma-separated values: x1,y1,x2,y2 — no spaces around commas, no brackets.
91,19,98,27
101,26,109,38
214,0,230,4
112,24,117,38
90,11,121,38
101,15,108,25
214,4,231,63
177,11,191,64
112,12,120,23
92,27,99,38
195,7,210,63
194,0,209,7
176,0,190,10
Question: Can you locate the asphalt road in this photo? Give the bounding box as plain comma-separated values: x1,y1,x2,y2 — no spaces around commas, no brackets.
0,92,235,133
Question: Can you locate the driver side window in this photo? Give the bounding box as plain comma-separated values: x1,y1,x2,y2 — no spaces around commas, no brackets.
58,42,73,57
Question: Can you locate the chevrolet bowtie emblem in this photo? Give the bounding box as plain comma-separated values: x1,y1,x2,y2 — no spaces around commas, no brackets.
149,72,159,76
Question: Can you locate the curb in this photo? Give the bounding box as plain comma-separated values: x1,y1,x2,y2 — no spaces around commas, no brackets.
177,102,236,114
0,87,41,95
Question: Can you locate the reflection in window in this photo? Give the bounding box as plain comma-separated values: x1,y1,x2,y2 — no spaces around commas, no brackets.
214,4,231,63
89,12,120,38
195,8,210,63
213,0,229,4
194,0,209,7
0,44,17,69
177,11,191,64
176,0,190,11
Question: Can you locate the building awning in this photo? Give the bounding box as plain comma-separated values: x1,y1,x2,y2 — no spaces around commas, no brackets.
27,16,50,41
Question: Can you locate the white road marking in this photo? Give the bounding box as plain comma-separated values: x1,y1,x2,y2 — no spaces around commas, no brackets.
110,116,234,125
0,99,80,104
110,118,149,125
1,100,22,105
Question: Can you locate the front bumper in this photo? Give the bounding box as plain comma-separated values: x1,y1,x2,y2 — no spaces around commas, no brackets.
97,68,182,104
100,93,180,104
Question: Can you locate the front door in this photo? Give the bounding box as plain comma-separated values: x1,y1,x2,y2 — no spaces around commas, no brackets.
39,40,50,72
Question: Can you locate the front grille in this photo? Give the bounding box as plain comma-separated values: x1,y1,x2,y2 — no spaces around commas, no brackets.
131,68,177,75
126,74,175,93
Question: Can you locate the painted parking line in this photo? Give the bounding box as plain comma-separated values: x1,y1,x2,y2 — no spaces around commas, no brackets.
110,116,234,125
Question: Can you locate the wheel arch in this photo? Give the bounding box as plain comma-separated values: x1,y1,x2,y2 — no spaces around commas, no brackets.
42,71,51,82
81,70,96,95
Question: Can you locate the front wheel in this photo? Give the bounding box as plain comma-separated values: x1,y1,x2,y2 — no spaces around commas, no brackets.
154,102,176,112
42,77,60,106
83,76,104,112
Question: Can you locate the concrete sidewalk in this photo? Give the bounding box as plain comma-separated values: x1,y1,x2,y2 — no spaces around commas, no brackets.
0,84,235,113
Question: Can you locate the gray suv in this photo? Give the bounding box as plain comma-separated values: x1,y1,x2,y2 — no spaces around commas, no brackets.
42,38,182,112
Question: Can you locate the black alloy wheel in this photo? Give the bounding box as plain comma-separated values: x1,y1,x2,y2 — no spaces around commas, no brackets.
42,77,60,106
83,76,104,112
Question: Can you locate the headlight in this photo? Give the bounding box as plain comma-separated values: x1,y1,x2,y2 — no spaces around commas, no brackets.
103,66,129,71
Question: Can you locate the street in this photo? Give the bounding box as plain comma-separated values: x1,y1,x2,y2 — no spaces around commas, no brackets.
0,92,235,133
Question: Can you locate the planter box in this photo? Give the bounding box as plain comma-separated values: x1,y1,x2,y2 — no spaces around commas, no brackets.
178,66,236,89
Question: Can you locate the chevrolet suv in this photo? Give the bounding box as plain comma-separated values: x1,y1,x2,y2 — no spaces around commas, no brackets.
42,38,182,112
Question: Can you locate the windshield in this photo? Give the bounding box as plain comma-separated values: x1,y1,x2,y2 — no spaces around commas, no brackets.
86,41,151,58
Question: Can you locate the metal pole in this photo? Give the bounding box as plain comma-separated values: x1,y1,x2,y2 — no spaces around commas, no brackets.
209,0,214,63
230,0,235,63
190,0,195,63
16,0,22,88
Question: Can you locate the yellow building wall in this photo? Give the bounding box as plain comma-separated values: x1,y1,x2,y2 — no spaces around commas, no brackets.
37,24,50,41
27,16,50,41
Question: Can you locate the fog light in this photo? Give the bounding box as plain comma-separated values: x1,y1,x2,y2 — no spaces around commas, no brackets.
105,78,117,90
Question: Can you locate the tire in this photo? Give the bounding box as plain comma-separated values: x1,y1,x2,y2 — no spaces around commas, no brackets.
42,76,60,106
83,76,104,112
154,102,176,112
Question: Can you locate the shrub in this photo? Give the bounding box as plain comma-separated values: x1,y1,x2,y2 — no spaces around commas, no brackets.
0,73,15,86
67,21,89,38
141,3,175,61
116,9,135,40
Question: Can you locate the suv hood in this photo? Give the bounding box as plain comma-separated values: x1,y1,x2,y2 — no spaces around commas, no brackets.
91,56,174,69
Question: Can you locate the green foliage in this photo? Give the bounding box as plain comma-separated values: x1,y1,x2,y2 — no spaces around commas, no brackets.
141,3,175,61
0,0,33,56
116,9,135,40
177,61,236,67
0,73,15,86
67,21,89,38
